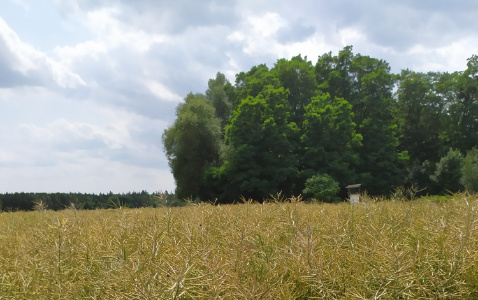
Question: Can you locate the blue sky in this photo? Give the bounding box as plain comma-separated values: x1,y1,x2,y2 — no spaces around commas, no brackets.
1,0,477,194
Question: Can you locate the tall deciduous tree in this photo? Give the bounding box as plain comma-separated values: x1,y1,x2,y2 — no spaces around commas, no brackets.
451,55,478,152
301,93,361,189
315,46,407,194
315,46,356,102
395,70,444,163
220,86,299,202
354,55,408,194
234,64,279,108
205,72,232,131
272,55,317,125
394,70,446,191
162,93,222,201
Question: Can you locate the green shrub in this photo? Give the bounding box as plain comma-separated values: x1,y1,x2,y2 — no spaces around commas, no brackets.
303,173,340,202
430,148,464,194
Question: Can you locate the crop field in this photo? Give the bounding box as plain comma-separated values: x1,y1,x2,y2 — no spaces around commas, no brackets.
1,194,478,299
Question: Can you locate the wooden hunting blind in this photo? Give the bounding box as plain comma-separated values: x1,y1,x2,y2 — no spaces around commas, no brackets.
346,184,361,203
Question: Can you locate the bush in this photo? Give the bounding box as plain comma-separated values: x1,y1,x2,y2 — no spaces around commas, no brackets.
303,174,340,202
430,148,464,194
462,148,478,193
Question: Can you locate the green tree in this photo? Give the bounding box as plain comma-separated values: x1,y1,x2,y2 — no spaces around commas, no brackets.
220,86,299,202
395,71,445,161
450,55,478,152
352,53,408,194
162,93,222,201
315,46,407,195
315,46,356,102
234,64,279,107
429,71,459,155
206,72,232,130
272,55,317,125
394,70,446,190
461,148,478,193
301,93,361,189
358,118,408,195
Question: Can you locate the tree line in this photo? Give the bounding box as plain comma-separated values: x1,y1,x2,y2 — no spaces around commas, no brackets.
163,46,478,203
0,191,180,211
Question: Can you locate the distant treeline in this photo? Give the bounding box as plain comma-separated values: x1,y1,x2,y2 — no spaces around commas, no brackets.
0,191,180,211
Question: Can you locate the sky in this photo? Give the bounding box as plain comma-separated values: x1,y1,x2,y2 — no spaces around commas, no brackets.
0,0,477,194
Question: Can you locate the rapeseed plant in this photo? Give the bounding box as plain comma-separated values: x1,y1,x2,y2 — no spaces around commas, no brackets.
0,194,477,298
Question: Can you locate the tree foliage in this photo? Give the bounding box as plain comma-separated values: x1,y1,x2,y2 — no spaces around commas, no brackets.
162,48,478,202
301,93,361,189
162,93,221,200
395,70,444,163
303,174,340,202
206,72,233,131
0,191,178,211
315,47,407,195
272,55,317,125
430,149,464,194
461,148,478,193
451,55,478,152
220,86,299,202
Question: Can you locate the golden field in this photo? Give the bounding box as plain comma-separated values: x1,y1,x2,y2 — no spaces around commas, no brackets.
1,195,477,299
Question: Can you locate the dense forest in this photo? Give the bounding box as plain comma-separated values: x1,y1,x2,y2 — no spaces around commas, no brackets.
0,191,178,211
163,46,478,203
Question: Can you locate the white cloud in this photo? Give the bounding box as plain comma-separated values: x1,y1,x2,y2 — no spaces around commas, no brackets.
228,13,287,56
57,4,171,54
0,17,85,88
47,59,86,88
0,17,42,74
18,119,124,150
54,40,107,65
337,27,366,48
228,12,329,65
144,80,183,103
429,38,477,72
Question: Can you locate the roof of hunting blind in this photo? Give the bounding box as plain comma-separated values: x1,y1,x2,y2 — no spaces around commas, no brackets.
345,184,362,189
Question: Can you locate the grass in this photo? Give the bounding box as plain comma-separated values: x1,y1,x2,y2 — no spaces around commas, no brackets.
0,194,477,299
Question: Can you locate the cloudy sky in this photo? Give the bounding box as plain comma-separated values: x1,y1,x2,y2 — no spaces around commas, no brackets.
0,0,477,194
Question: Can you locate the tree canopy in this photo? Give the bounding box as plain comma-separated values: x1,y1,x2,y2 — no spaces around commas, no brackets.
163,46,478,202
162,93,222,200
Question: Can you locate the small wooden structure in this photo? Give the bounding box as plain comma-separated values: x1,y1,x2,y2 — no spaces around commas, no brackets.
346,184,362,204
